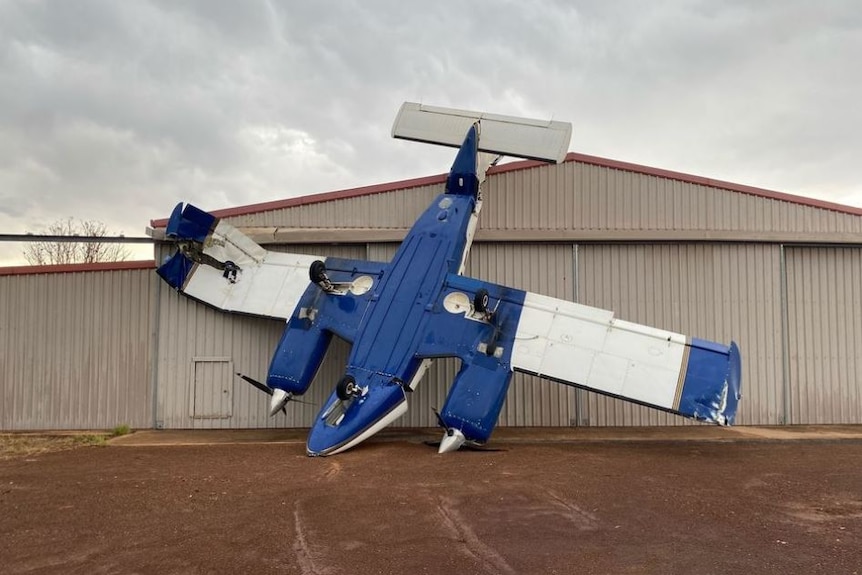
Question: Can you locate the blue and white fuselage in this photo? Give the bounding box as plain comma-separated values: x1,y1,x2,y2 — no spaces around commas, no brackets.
156,106,742,456
289,126,489,455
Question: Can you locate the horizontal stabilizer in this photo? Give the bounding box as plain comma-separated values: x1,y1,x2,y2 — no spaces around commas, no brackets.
392,102,572,163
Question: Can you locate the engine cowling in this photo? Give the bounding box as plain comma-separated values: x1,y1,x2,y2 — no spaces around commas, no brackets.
438,357,512,445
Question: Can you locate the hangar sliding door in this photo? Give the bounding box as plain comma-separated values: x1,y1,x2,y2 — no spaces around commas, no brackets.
785,247,862,424
577,244,784,427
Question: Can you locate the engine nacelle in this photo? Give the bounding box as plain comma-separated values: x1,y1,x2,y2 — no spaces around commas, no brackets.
267,315,332,395
439,357,512,443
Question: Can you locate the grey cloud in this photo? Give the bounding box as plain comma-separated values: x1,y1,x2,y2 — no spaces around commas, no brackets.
0,0,860,266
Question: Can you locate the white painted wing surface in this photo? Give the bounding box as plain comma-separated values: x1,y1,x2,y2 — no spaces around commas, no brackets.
181,220,322,320
511,292,689,410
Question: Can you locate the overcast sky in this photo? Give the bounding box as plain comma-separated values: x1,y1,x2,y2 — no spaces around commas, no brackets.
1,0,860,265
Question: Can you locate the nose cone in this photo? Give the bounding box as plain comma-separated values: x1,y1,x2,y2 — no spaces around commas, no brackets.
307,383,410,456
438,428,466,454
269,388,289,416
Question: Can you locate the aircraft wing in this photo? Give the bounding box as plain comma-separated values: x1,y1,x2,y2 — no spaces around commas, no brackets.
420,273,742,425
156,203,384,343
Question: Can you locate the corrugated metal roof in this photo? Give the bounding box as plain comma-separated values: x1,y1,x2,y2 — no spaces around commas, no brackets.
150,152,862,228
191,160,862,244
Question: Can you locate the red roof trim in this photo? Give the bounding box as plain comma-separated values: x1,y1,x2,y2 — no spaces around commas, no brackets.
150,173,449,227
150,153,862,227
0,260,155,277
563,152,862,216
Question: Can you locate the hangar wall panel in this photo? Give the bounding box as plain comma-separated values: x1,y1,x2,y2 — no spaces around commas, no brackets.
483,162,862,233
0,268,154,430
225,183,443,229
577,244,784,426
224,160,862,236
786,247,862,424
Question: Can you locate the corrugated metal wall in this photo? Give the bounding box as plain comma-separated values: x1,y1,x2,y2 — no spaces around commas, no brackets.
10,158,861,431
225,183,443,229
0,268,154,430
577,244,784,426
484,162,862,234
785,247,862,424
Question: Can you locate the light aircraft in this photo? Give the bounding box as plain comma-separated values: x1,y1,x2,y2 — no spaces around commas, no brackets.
156,103,742,456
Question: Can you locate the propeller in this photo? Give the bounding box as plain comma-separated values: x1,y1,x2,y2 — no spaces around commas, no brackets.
430,407,464,453
429,407,503,453
235,373,314,416
432,407,447,429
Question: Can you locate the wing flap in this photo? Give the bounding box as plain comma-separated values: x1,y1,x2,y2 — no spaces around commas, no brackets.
180,250,320,319
512,294,688,408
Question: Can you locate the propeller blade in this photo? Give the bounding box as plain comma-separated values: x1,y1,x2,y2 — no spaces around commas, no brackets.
286,398,315,405
236,373,273,396
432,407,446,429
236,373,314,413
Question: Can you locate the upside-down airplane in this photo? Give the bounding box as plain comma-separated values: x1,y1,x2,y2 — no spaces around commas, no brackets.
156,103,742,456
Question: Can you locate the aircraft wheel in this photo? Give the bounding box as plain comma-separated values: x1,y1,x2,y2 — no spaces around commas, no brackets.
336,375,358,401
309,260,327,284
473,288,490,313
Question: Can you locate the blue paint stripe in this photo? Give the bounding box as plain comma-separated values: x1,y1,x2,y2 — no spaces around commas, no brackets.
165,203,217,243
677,338,742,425
156,250,195,290
445,124,479,196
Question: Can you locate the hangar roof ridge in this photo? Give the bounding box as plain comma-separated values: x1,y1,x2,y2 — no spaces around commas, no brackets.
150,153,862,227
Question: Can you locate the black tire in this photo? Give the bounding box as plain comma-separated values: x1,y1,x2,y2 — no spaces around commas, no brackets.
473,288,490,313
309,260,327,284
336,375,358,401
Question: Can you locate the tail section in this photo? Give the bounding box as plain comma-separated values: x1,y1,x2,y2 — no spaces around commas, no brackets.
446,124,480,196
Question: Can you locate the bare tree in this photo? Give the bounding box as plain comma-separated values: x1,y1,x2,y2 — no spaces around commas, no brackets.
23,218,131,265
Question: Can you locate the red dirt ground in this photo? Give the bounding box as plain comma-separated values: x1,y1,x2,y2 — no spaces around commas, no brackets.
1,431,861,574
